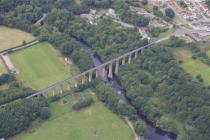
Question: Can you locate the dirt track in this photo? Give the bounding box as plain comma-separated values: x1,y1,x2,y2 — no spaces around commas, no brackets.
1,54,16,71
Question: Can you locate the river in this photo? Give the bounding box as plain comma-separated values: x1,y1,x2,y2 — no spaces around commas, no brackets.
74,36,176,140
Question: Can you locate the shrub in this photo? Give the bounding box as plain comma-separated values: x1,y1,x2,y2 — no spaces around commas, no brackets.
0,74,15,85
142,0,148,5
134,120,148,138
40,107,51,120
165,8,175,19
196,74,203,82
192,55,197,59
72,97,94,110
49,95,61,102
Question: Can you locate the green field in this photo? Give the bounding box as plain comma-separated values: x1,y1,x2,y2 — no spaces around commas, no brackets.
174,47,210,86
0,26,35,51
10,42,78,90
10,91,134,140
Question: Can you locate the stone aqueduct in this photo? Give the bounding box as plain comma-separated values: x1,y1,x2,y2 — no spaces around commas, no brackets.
27,43,154,99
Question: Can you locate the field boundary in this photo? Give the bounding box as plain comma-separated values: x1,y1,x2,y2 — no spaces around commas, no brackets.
1,54,16,73
0,56,9,74
0,39,39,55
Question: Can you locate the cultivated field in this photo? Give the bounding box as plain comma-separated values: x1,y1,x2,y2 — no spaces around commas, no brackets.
174,47,210,86
10,42,78,90
10,91,134,140
0,26,35,51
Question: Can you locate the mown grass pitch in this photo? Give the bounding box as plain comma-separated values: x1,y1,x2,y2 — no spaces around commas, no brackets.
174,47,210,86
10,42,78,90
10,91,134,140
0,26,35,51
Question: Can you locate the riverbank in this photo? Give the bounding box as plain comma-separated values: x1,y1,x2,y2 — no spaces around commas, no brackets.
75,36,175,140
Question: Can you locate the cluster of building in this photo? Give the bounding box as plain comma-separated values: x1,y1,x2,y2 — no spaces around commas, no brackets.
80,9,100,25
131,6,172,29
150,0,171,6
130,6,154,18
106,8,118,19
195,0,210,17
181,0,198,20
169,0,210,21
152,0,209,21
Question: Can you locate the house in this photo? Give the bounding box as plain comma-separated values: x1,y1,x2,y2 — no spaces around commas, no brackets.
106,8,117,19
80,9,100,25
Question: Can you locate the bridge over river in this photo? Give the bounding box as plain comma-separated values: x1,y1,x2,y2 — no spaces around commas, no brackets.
28,26,201,98
27,38,166,99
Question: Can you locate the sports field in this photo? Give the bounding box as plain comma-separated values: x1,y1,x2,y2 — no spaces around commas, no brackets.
174,47,210,86
0,26,35,51
10,91,134,140
10,42,78,90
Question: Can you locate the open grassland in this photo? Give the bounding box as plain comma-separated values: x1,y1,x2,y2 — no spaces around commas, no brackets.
10,42,79,90
0,26,35,51
10,91,133,140
174,47,210,86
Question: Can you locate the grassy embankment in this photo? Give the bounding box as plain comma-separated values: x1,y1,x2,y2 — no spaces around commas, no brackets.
9,90,134,140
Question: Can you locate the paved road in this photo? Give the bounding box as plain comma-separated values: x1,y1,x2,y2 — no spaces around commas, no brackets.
112,15,209,42
113,19,135,28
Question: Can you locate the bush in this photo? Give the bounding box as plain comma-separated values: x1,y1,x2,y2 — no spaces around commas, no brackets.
93,80,138,119
142,0,148,5
72,97,94,110
148,26,167,37
117,101,137,120
49,95,61,102
165,8,175,19
134,120,148,138
192,55,197,59
40,107,51,120
196,74,203,82
0,74,15,85
178,60,183,64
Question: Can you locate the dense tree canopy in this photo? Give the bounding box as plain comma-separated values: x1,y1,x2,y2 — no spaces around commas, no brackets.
165,8,175,19
1,1,210,140
93,80,138,120
0,73,35,105
119,42,210,140
0,97,49,138
114,2,149,27
68,19,148,62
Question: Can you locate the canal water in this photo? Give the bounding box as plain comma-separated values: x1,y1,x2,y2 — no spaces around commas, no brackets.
74,37,175,140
